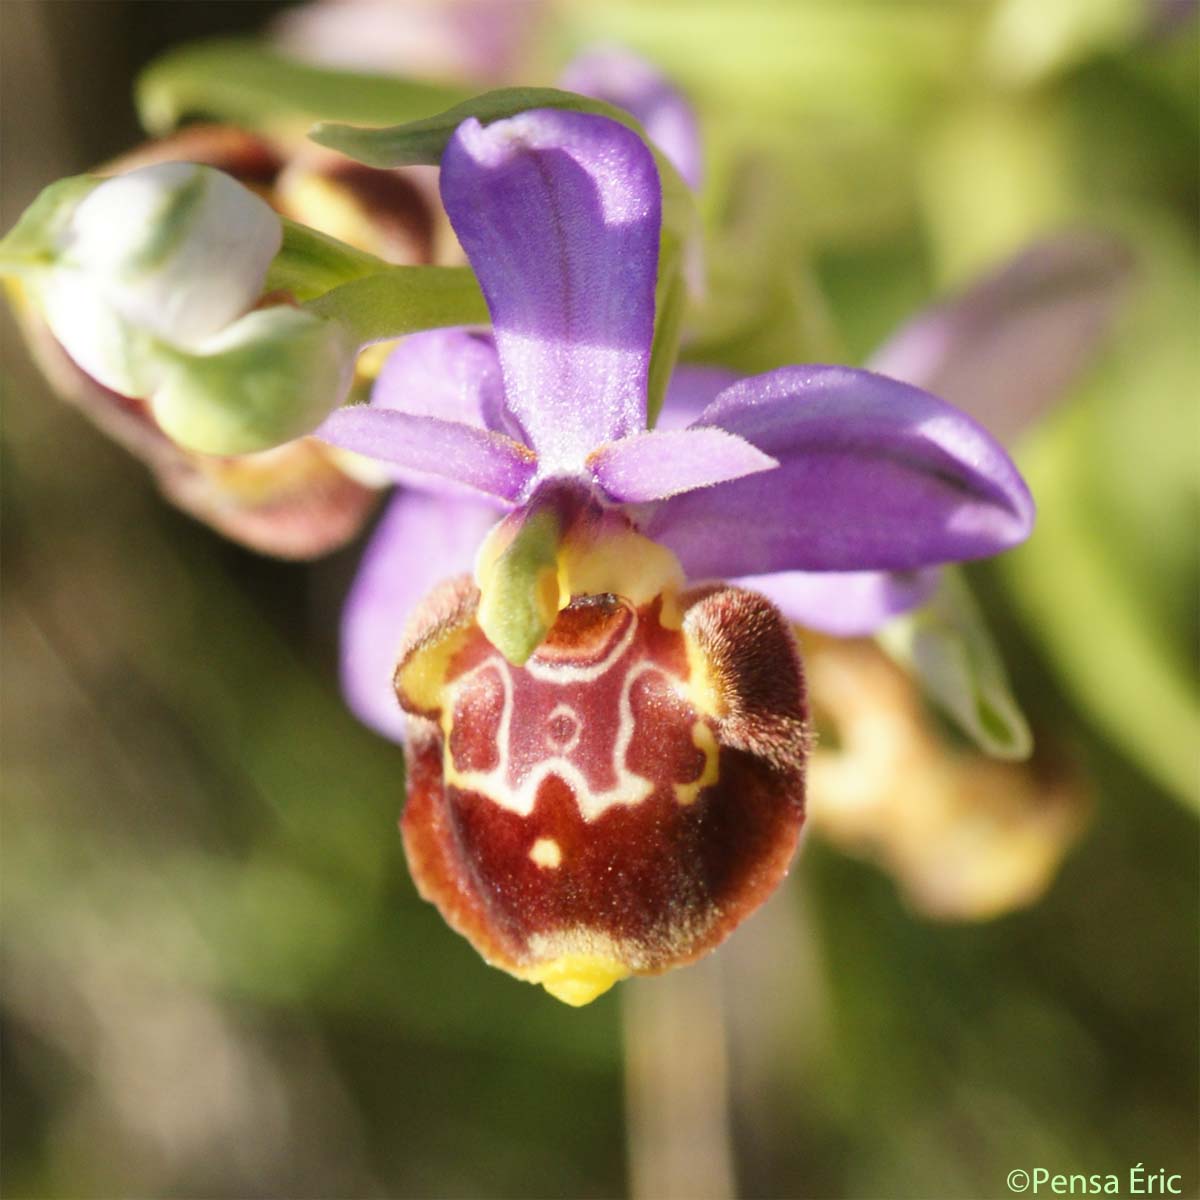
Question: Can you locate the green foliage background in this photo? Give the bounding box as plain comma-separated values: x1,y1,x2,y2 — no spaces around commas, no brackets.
1,2,1196,1197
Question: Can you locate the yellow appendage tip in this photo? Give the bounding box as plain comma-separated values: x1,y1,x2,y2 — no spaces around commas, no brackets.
527,954,631,1007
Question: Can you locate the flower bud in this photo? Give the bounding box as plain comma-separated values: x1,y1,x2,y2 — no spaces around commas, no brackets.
11,162,284,407
151,306,357,456
58,161,282,347
395,575,808,1005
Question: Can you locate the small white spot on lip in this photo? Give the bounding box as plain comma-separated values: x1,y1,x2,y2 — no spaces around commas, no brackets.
530,837,563,869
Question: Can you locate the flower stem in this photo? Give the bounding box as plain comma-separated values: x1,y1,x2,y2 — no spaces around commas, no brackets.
621,957,738,1200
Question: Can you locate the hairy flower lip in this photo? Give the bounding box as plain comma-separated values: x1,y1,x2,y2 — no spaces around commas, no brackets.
394,573,807,1003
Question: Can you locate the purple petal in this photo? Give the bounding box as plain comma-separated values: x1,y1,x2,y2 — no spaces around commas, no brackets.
440,110,661,470
316,407,535,500
644,365,1035,579
272,0,539,82
654,363,742,431
736,568,941,637
869,232,1132,445
341,489,500,742
590,427,776,503
371,328,513,433
560,46,704,189
367,329,528,496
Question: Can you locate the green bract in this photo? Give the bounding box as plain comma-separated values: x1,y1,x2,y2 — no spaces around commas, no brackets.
878,568,1033,761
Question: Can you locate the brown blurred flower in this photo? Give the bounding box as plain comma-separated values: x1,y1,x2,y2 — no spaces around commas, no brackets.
801,630,1089,921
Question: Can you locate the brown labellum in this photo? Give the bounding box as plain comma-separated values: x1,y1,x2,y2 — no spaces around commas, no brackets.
395,577,808,1005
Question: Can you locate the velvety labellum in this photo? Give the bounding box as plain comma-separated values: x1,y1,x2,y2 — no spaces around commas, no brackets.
395,577,808,1005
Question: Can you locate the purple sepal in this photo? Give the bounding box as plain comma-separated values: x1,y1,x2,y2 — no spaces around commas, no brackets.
590,427,776,503
560,46,704,189
644,365,1035,579
439,109,661,472
371,328,523,440
316,406,535,501
340,490,501,742
736,568,941,637
869,232,1132,445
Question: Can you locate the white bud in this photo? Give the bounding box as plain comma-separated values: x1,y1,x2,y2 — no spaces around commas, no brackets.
6,166,358,454
35,268,159,397
60,162,282,346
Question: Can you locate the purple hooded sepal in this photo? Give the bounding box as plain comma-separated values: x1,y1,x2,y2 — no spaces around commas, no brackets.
560,47,703,190
439,109,661,473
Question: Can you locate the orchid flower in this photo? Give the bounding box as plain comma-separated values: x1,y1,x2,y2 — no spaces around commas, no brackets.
315,108,1034,1005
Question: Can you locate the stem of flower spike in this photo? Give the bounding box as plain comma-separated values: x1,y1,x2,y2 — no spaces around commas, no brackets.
622,959,738,1200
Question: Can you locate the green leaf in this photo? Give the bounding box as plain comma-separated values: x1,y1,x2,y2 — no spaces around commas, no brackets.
646,234,688,426
0,175,98,275
304,266,487,346
136,38,468,137
309,86,620,167
878,568,1034,761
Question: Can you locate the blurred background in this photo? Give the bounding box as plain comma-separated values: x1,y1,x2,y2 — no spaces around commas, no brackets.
1,2,1196,1197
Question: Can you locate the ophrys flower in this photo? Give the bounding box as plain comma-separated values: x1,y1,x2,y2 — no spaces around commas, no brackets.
317,108,1035,1003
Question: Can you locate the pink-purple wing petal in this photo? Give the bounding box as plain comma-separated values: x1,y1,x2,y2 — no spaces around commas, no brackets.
869,232,1132,445
316,406,536,500
590,426,776,502
340,490,500,742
